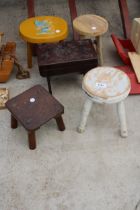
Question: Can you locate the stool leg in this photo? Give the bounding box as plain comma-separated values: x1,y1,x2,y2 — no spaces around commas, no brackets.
55,115,65,131
80,35,91,40
78,98,93,133
28,130,36,149
27,42,32,68
117,101,128,138
11,115,18,129
96,36,103,66
31,43,37,56
46,76,52,94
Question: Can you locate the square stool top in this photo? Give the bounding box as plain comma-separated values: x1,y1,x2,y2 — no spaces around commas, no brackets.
6,85,64,131
37,39,98,72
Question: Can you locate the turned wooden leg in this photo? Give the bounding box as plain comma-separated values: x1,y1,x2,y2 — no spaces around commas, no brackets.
117,101,128,138
31,43,37,56
28,130,36,149
55,116,65,131
46,76,52,94
78,98,93,133
27,42,32,68
96,36,103,66
11,115,18,129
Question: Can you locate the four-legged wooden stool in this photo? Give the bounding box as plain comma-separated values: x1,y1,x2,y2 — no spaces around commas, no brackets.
78,67,131,137
38,39,98,94
6,85,65,149
73,14,108,65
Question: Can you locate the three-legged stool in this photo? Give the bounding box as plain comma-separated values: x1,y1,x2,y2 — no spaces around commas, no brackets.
73,14,108,65
78,67,131,137
6,85,65,149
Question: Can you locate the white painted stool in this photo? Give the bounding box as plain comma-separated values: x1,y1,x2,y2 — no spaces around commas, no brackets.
78,67,131,137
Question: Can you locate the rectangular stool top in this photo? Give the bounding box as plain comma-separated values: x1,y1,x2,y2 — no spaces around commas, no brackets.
37,39,97,67
6,85,64,131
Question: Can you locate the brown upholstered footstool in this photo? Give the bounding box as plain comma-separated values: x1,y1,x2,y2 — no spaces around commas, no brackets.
37,39,98,94
6,85,65,150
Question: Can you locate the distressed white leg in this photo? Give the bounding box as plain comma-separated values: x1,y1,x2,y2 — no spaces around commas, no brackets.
78,98,93,133
96,36,103,66
117,101,128,138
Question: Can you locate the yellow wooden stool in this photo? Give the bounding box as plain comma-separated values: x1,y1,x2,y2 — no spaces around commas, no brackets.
73,14,108,66
19,16,68,68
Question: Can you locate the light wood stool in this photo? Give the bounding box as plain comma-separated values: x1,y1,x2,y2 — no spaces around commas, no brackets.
78,67,131,137
19,16,68,68
73,14,108,65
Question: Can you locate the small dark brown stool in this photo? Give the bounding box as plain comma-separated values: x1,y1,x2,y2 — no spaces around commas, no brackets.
37,39,98,94
6,85,65,150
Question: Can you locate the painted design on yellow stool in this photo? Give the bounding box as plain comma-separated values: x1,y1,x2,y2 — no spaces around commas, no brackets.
34,20,55,35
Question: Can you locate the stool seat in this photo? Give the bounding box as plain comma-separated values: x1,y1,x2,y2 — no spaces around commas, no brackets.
19,16,68,43
73,14,108,37
82,67,131,103
38,39,98,94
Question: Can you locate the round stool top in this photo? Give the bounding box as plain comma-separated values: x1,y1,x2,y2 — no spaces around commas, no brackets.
83,67,131,102
73,14,108,37
19,16,68,43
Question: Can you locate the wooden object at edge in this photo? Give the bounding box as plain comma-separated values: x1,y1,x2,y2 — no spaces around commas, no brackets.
128,52,140,83
0,41,16,83
131,18,140,54
0,88,9,109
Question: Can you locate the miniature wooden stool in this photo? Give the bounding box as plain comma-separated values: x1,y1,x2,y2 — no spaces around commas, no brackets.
38,39,98,94
73,14,108,65
78,67,131,137
19,16,68,68
6,85,65,149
